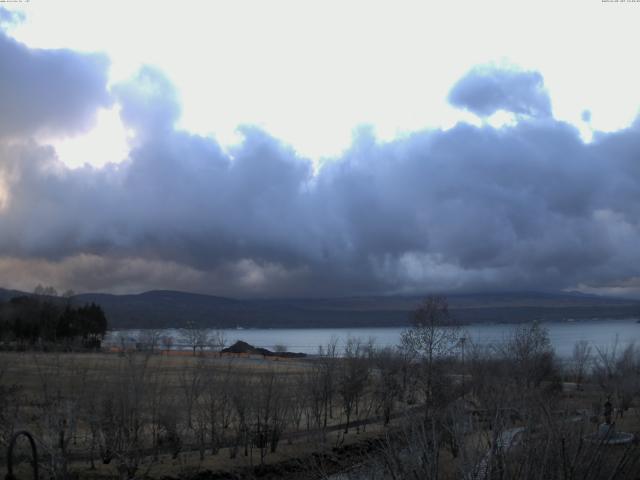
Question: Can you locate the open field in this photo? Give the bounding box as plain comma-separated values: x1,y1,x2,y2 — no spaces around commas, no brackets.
3,320,640,479
0,350,313,389
0,347,414,479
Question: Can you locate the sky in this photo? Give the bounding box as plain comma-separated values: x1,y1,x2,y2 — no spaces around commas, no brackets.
1,0,640,298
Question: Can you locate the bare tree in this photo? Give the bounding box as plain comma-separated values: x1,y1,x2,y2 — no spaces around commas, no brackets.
337,337,369,434
0,355,21,454
161,334,174,352
401,295,459,419
228,374,250,459
377,418,444,480
316,337,339,431
32,353,85,479
210,329,227,355
145,355,170,461
95,352,152,480
203,362,234,455
156,398,183,460
178,356,205,431
250,369,288,463
371,346,402,426
180,321,211,356
287,378,308,436
614,343,640,417
499,321,556,391
139,329,162,353
305,362,327,440
570,339,592,390
594,340,640,418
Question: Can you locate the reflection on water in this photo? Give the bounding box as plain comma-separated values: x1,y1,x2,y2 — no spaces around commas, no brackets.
106,318,640,358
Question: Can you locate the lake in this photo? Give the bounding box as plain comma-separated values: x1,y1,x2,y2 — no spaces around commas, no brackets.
107,318,640,359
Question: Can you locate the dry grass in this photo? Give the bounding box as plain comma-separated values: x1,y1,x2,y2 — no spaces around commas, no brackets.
0,350,388,479
0,350,312,392
4,351,639,479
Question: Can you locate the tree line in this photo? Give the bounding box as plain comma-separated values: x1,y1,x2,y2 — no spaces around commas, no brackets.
0,286,108,349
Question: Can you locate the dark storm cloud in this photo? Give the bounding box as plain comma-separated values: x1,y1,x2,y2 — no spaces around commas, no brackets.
0,14,111,139
2,33,640,297
448,65,552,118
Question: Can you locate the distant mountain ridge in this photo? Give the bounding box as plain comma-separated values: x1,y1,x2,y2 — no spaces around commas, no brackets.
2,287,639,329
0,288,26,302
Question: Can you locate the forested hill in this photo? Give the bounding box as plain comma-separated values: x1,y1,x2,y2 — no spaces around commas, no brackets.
2,288,638,329
0,288,25,302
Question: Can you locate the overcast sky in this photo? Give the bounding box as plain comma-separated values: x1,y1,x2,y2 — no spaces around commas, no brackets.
1,1,640,298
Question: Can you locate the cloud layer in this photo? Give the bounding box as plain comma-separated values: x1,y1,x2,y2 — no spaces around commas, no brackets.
0,26,110,140
2,15,640,297
448,65,552,118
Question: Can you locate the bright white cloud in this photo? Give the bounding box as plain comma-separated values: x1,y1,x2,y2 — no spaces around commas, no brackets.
44,107,131,169
5,0,640,165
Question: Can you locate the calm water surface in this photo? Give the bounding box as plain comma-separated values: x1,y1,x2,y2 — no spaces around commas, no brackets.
108,318,640,358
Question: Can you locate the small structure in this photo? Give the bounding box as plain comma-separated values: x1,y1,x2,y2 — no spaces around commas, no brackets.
221,340,306,358
584,423,634,445
584,399,634,445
